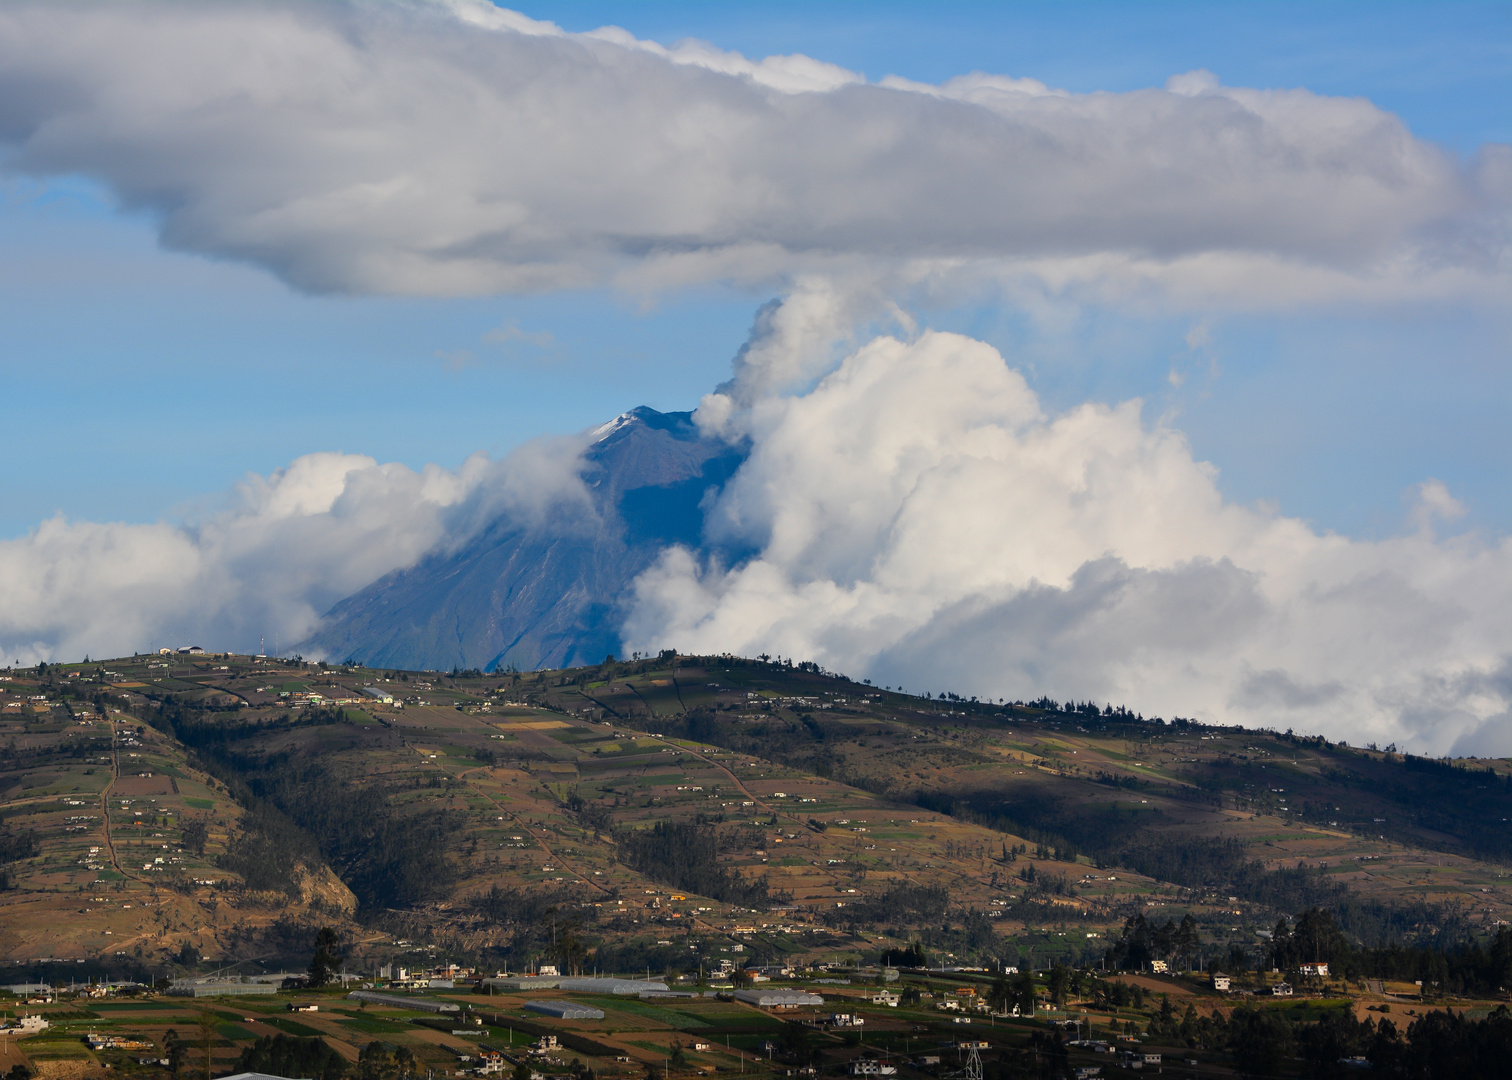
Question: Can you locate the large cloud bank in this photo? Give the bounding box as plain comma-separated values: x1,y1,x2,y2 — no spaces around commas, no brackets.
624,328,1512,758
5,320,1508,756
0,0,1504,302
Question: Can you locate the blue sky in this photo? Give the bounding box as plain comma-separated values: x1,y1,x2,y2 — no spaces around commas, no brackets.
0,0,1507,540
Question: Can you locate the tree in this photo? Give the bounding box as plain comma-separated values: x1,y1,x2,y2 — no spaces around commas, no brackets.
196,1011,218,1080
987,973,1013,1013
181,817,209,856
1174,914,1200,970
1227,1007,1293,1080
779,1021,813,1062
1013,971,1037,1016
1267,917,1293,971
1150,995,1177,1040
392,1046,417,1080
1290,907,1349,969
358,1041,392,1080
1047,963,1070,1008
1296,1009,1367,1078
164,1029,186,1078
309,926,344,988
1179,1004,1200,1048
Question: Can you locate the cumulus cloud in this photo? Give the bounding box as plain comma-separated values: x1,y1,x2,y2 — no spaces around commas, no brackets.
0,436,592,666
623,329,1512,754
0,1,1503,303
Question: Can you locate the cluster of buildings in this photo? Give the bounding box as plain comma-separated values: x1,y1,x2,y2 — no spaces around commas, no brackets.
375,962,473,989
1064,1043,1162,1071
465,1033,562,1077
935,986,1000,1015
1210,969,1317,996
85,1032,153,1051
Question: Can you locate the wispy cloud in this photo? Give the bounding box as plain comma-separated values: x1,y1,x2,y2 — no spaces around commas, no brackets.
483,321,556,349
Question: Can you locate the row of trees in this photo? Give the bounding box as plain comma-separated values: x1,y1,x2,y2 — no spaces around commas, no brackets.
1268,908,1512,995
1145,1000,1512,1080
1104,912,1202,971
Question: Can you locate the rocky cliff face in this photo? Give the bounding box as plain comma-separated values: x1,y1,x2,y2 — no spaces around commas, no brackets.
301,407,743,672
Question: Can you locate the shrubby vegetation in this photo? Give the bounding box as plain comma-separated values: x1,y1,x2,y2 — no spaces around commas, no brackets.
615,820,771,907
826,882,948,931
473,883,588,927
237,759,457,909
216,803,321,895
147,696,457,909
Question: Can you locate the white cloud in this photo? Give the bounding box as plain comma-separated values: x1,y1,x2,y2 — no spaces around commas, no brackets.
624,329,1512,754
0,1,1502,304
0,436,592,666
1409,478,1467,533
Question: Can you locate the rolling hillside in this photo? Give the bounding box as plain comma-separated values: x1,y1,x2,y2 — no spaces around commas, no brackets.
3,652,1511,979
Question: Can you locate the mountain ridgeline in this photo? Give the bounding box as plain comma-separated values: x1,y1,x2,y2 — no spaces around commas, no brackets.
302,407,745,672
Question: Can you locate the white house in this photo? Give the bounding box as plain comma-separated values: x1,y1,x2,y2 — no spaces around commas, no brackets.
3,1015,50,1034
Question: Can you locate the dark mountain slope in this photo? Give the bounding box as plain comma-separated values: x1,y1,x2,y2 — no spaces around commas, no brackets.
301,407,743,671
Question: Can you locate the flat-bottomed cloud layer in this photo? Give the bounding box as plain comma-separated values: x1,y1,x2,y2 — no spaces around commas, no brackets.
0,1,1503,301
